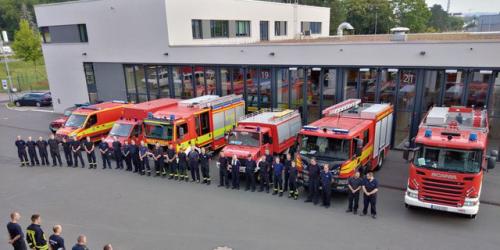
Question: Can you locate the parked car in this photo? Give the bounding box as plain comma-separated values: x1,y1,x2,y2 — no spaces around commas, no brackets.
14,92,52,107
49,105,83,133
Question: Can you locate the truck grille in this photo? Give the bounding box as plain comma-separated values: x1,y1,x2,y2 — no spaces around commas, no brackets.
419,177,465,207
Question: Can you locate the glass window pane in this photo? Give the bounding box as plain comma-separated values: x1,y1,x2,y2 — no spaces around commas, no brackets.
379,69,397,105
260,68,272,109
220,68,232,96
276,68,289,109
343,69,358,99
307,69,320,122
135,65,147,95
422,70,444,111
394,111,411,149
398,70,416,111
489,72,500,117
138,94,148,103
193,66,206,96
359,69,377,103
158,66,170,97
205,68,216,95
444,70,465,106
173,67,193,99
124,65,136,96
323,68,336,108
145,65,159,99
290,68,305,121
467,71,490,107
246,68,259,112
232,68,245,96
192,20,202,39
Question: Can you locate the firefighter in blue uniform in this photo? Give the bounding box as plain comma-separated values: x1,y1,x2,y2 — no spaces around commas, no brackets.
83,136,96,169
130,140,140,173
258,155,270,193
200,147,211,184
15,135,29,167
177,145,189,181
288,161,299,200
98,136,111,169
283,153,292,192
265,149,273,185
229,154,241,189
61,138,73,167
36,136,49,166
152,143,164,177
272,156,284,196
305,157,320,205
188,145,201,182
112,136,123,169
122,141,132,171
26,214,49,250
346,171,363,214
47,134,62,167
218,151,229,188
26,136,40,166
361,171,379,219
320,164,333,208
71,136,85,168
139,141,150,176
166,144,177,179
245,154,256,192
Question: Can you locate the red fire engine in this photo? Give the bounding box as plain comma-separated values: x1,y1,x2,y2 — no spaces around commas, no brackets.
296,99,394,191
404,106,497,218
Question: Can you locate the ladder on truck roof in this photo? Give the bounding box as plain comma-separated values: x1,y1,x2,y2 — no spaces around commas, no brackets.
322,99,392,119
239,109,299,125
422,106,488,133
179,94,243,110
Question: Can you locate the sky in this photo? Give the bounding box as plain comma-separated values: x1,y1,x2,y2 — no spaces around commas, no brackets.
426,0,500,14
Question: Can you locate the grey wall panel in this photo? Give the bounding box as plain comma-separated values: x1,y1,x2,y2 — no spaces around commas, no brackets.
202,20,211,39
93,63,127,102
49,25,81,43
229,20,236,37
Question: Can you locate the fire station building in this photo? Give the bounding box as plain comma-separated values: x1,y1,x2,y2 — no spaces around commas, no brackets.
34,0,500,150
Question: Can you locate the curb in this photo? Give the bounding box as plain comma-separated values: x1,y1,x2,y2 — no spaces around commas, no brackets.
4,103,54,113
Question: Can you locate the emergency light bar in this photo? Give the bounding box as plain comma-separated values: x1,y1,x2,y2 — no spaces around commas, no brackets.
303,125,319,131
332,128,349,134
322,99,361,116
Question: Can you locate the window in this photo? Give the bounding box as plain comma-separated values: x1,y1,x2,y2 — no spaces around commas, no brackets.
176,123,188,139
363,129,369,147
274,21,287,36
39,27,51,43
301,22,321,34
40,24,88,43
192,20,203,39
235,21,250,37
200,112,210,135
263,132,271,144
86,114,97,128
78,24,88,42
132,125,141,138
210,20,229,38
83,63,98,103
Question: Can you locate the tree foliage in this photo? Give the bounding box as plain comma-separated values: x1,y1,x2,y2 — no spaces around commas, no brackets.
428,4,464,32
11,19,43,66
392,0,431,33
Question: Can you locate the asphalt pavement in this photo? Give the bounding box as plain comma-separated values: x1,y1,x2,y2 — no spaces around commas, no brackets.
1,104,499,250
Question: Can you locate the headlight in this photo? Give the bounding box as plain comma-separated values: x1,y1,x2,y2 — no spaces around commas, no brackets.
406,190,418,199
463,198,479,207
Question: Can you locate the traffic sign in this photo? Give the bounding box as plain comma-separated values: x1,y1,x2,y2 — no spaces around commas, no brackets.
2,79,7,90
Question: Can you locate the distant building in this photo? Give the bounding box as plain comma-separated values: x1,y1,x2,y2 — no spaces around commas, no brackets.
470,14,500,32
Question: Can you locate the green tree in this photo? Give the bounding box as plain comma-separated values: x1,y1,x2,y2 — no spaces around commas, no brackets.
11,19,43,77
428,4,448,31
343,0,395,34
392,0,431,33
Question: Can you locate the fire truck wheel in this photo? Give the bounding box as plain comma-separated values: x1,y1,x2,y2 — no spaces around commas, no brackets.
469,214,477,219
15,101,21,107
375,153,385,171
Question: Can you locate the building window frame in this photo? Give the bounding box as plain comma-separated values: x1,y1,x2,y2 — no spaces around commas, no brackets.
274,21,287,36
235,20,251,37
210,20,229,38
192,19,203,39
78,24,88,42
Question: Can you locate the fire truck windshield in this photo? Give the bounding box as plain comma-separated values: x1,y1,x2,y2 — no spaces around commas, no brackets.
64,114,87,128
109,123,133,137
300,135,351,161
228,131,260,147
414,145,482,173
144,123,173,140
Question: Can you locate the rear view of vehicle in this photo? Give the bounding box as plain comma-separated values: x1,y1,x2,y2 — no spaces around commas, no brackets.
14,92,52,107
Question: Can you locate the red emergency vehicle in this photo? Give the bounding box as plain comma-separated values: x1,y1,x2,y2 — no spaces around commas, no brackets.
404,106,497,218
103,98,179,146
296,99,394,191
222,109,302,171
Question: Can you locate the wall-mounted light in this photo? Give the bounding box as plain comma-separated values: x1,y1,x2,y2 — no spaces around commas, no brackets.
163,52,169,56
269,52,275,56
339,48,343,52
419,51,426,56
469,47,474,51
82,52,87,56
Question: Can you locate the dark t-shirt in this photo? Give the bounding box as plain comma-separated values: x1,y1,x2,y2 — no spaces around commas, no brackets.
363,178,379,195
348,177,364,192
7,222,27,250
72,244,89,250
49,234,65,250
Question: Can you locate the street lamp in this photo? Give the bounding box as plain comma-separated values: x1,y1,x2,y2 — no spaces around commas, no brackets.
0,31,14,103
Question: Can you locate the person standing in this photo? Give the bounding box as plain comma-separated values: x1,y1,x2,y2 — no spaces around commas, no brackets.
305,157,320,205
71,137,84,168
98,137,111,169
217,152,229,188
129,140,140,173
245,154,256,192
26,214,49,250
346,171,363,214
26,136,40,166
71,235,88,250
229,154,240,190
111,136,123,169
177,146,189,181
48,225,65,250
152,143,164,177
283,153,292,192
200,147,211,185
103,244,113,250
165,144,177,179
6,211,27,250
61,138,73,167
320,164,333,208
36,137,49,166
84,136,96,169
361,171,379,219
122,141,132,171
288,161,299,200
258,155,270,193
15,136,29,167
265,149,273,185
139,141,150,176
188,145,201,182
47,134,62,167
272,156,284,196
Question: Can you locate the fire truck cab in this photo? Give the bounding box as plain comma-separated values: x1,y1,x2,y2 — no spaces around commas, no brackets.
222,109,302,171
404,106,497,218
296,99,393,191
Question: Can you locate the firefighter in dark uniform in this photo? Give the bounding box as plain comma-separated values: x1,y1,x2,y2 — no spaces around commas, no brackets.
26,136,40,166
15,135,29,167
139,141,150,176
288,161,299,200
283,153,292,192
130,140,140,173
83,136,96,169
71,136,85,168
218,151,229,188
361,171,379,219
166,144,177,179
61,138,73,167
177,145,189,181
305,157,320,205
36,136,49,166
272,156,284,196
265,149,273,185
47,134,62,167
229,154,241,189
320,164,333,208
200,147,211,185
188,145,201,182
258,155,270,193
122,141,132,171
152,143,164,176
26,214,49,250
112,136,123,169
346,171,363,214
98,136,111,169
245,154,256,192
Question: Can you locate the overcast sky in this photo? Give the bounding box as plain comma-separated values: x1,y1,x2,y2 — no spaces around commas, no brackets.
426,0,500,13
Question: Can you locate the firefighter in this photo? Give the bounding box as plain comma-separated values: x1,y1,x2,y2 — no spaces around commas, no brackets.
71,136,85,168
361,171,379,219
84,137,96,169
7,211,28,250
245,154,256,192
200,147,211,185
122,141,132,171
283,153,292,192
320,164,333,208
47,134,62,167
130,140,140,173
272,156,284,196
218,151,229,188
36,136,49,166
61,138,73,167
305,157,320,205
265,149,273,185
98,136,111,169
112,136,123,169
177,145,189,181
26,136,39,166
152,143,164,177
48,225,65,250
229,154,241,190
346,171,363,214
188,145,201,182
258,155,270,193
165,144,177,179
15,135,29,167
288,161,299,200
26,214,49,250
139,141,150,176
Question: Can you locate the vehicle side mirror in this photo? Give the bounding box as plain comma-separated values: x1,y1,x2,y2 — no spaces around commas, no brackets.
268,137,273,144
403,142,410,161
487,150,498,170
179,127,185,139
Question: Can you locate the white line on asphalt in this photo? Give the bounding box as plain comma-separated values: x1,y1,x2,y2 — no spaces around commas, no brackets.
4,103,54,113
